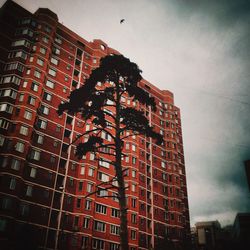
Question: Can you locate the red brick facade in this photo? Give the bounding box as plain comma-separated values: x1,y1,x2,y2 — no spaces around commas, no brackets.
0,1,190,249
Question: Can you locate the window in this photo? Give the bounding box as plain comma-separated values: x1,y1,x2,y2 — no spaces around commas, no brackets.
110,224,120,235
131,230,136,240
37,119,47,129
20,203,29,216
19,126,28,136
99,159,110,168
0,89,17,99
56,125,61,132
28,96,36,106
83,217,90,228
0,119,9,130
162,173,167,181
30,167,37,178
42,36,49,43
132,157,136,164
50,57,59,65
37,58,44,66
92,239,104,250
0,156,8,168
30,149,40,161
111,208,120,218
97,172,109,182
12,39,30,48
46,80,54,89
43,92,52,101
101,131,112,142
161,161,166,168
1,75,21,85
11,158,20,170
97,189,108,197
86,183,93,193
15,141,25,152
131,198,136,208
88,167,95,177
76,198,81,208
44,25,51,33
48,68,56,77
78,181,83,191
8,50,27,60
31,82,39,92
19,94,24,102
2,198,12,210
36,135,44,144
132,144,136,151
94,221,106,232
0,103,13,114
9,178,16,190
95,203,107,214
24,110,32,120
110,243,120,250
40,47,46,54
131,184,136,192
55,37,62,44
131,213,137,224
132,170,136,178
80,166,85,175
53,140,58,147
26,185,33,196
52,47,60,55
50,155,56,163
40,105,49,115
85,199,91,210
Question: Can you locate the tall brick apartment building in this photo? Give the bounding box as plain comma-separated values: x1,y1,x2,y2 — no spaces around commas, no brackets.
0,1,190,249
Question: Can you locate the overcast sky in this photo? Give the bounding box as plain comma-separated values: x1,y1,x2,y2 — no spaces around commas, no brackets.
2,0,250,226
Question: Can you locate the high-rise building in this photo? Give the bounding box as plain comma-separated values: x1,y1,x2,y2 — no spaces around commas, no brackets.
0,1,190,249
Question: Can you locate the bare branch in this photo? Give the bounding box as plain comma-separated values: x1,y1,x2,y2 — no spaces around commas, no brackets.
102,109,117,121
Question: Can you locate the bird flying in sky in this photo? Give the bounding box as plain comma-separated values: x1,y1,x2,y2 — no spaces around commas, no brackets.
120,19,125,24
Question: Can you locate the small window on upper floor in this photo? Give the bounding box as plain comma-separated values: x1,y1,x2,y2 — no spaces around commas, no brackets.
55,37,62,44
76,48,83,57
43,92,52,102
37,58,44,66
48,68,56,77
100,44,105,50
42,36,49,44
75,59,81,67
46,80,54,89
44,25,51,33
40,47,46,55
52,47,60,55
50,57,59,65
73,69,79,77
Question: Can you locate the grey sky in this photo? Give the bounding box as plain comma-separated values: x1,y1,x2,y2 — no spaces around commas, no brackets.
2,0,250,226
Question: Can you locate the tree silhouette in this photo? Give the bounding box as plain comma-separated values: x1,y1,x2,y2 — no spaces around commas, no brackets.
58,54,163,250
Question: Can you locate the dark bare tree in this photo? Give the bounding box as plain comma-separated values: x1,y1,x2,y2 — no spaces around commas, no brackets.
58,54,163,250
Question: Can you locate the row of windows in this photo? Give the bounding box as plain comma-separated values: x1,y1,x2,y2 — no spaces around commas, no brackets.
4,62,25,72
81,237,119,250
0,75,21,85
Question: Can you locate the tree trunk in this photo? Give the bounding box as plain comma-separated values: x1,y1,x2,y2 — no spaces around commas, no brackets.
115,84,129,250
115,141,129,250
